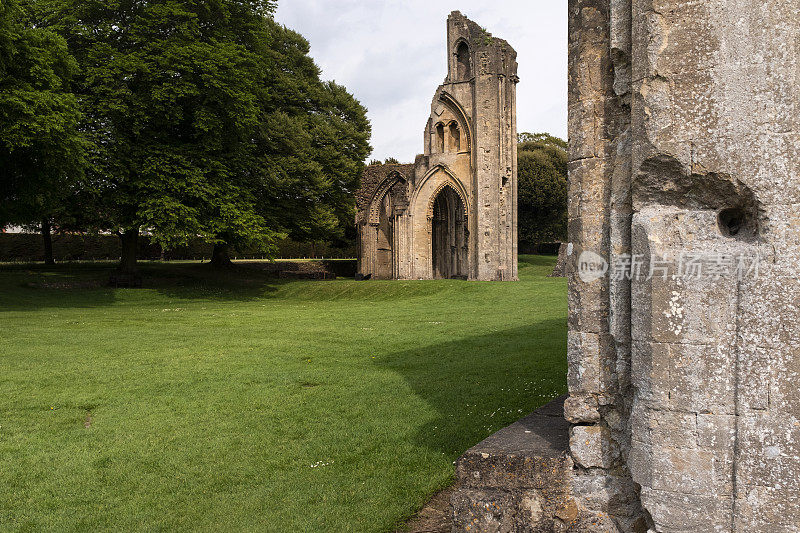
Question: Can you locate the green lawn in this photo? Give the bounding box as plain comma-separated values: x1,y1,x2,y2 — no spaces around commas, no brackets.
0,255,566,532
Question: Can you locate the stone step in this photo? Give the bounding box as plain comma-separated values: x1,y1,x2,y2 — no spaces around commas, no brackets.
451,395,579,532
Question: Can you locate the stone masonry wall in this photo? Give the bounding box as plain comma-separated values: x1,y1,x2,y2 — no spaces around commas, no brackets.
566,0,643,530
567,0,800,531
355,164,414,220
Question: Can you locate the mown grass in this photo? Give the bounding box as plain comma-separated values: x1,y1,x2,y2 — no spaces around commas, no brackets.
0,255,566,532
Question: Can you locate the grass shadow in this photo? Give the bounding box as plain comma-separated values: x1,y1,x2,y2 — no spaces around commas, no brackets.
376,319,567,457
0,261,297,310
0,254,561,312
0,262,120,310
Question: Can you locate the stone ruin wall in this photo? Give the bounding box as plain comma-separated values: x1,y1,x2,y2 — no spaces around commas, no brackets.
355,163,414,277
355,164,415,218
451,15,520,282
355,12,518,281
567,0,800,531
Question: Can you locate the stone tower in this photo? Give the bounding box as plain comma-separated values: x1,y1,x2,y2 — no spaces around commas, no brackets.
355,12,518,281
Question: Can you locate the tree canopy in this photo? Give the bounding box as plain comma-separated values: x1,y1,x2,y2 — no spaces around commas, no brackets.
10,0,370,272
517,132,568,246
0,0,84,262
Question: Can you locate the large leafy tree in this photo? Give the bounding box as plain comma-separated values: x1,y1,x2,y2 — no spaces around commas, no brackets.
0,0,84,264
30,0,283,274
30,0,369,274
212,22,371,266
517,132,568,246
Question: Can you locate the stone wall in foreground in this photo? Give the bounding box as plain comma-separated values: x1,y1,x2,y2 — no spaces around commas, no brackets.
566,0,800,531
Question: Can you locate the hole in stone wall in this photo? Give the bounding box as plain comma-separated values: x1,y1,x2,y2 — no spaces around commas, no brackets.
718,207,752,238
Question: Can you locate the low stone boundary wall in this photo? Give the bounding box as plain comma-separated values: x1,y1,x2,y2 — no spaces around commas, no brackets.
246,260,356,279
451,396,578,532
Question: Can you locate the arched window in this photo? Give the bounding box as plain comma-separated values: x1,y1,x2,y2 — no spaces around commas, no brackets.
435,123,445,153
456,42,472,80
449,122,461,152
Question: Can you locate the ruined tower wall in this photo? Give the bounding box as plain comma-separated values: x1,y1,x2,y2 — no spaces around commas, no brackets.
356,12,518,281
447,13,519,281
568,0,800,530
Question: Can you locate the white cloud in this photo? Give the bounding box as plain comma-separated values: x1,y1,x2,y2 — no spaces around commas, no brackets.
275,0,567,162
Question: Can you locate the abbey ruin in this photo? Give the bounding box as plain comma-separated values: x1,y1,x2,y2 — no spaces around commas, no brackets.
450,0,799,531
356,12,518,281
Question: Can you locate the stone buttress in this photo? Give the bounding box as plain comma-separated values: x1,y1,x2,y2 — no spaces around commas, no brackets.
451,1,800,531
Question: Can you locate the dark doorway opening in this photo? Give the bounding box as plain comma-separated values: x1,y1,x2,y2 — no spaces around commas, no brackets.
431,186,467,279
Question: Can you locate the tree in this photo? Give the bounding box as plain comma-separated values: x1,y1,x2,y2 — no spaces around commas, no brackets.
212,21,370,266
0,0,84,264
32,0,282,274
33,0,369,273
517,132,568,246
518,132,567,148
367,157,400,166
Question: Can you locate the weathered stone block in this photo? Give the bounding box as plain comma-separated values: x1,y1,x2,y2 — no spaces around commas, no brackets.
646,274,739,347
630,341,669,407
568,214,609,258
666,342,735,414
564,395,600,424
736,413,800,491
650,447,714,495
451,488,516,533
633,408,696,450
567,266,610,334
696,413,735,450
570,426,618,469
627,441,652,488
451,396,576,532
736,485,800,531
567,332,616,394
771,344,800,413
640,487,730,533
736,344,770,411
570,470,642,520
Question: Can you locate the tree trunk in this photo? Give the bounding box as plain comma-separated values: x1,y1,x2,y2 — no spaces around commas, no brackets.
118,228,139,274
42,219,55,265
210,242,233,268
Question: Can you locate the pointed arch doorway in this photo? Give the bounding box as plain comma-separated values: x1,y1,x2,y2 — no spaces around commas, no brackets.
431,185,468,279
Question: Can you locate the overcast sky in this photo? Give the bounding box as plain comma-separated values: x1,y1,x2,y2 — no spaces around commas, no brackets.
274,1,567,163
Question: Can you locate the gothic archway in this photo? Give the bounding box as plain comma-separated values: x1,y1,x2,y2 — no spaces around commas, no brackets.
431,185,467,279
367,173,407,279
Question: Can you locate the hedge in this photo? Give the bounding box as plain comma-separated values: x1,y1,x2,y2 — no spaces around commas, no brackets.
0,233,356,262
